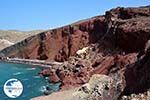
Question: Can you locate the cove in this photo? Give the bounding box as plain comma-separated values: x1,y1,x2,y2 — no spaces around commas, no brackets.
0,61,60,100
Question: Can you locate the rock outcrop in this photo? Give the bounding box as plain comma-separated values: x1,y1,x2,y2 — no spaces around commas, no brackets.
32,74,125,100
71,74,125,100
1,6,150,100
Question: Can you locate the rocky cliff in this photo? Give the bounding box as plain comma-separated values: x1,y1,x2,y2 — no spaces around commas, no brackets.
1,6,150,100
0,6,150,61
0,15,105,61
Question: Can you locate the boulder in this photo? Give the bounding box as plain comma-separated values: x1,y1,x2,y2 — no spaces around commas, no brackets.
71,74,125,100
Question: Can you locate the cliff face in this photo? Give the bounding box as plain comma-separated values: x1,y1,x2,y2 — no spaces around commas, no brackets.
0,7,150,61
0,16,105,61
1,6,150,100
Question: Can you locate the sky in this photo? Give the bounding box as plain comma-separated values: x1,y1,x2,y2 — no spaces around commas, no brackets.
0,0,149,31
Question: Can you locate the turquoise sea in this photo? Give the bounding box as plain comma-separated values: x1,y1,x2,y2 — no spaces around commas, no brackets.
0,61,60,100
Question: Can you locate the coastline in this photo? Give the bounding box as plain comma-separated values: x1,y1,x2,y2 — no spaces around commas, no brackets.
0,5,149,100
0,58,62,98
0,60,61,99
0,57,63,68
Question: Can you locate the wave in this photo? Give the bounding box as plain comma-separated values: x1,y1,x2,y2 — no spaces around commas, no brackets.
13,72,22,75
33,75,40,78
26,67,36,70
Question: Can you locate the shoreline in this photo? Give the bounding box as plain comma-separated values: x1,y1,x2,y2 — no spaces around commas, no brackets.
0,57,63,68
0,58,61,99
0,57,63,98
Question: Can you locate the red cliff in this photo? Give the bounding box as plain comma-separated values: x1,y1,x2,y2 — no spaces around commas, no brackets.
1,6,150,100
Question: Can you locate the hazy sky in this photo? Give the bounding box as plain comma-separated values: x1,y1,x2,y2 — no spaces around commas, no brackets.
0,0,149,30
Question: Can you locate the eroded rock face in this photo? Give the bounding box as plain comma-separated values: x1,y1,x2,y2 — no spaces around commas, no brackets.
38,6,150,99
116,17,150,52
0,17,105,61
1,6,150,58
1,6,150,100
104,6,150,52
123,47,150,95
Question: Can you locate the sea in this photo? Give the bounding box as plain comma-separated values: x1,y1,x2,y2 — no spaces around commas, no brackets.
0,61,60,100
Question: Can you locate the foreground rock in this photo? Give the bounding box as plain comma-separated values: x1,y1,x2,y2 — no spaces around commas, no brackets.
71,74,124,100
32,74,124,100
121,90,150,100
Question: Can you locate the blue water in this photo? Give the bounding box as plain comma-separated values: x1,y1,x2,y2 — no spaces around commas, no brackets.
0,61,60,100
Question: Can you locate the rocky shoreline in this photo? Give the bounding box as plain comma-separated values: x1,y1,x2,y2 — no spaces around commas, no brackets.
0,6,150,100
33,6,150,100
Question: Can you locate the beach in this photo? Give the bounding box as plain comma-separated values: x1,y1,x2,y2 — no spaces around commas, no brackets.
1,57,63,68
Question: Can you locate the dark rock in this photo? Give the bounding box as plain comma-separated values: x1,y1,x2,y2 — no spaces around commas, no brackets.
43,90,51,95
39,69,51,77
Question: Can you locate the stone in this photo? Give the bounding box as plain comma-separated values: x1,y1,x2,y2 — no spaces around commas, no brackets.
70,74,124,100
